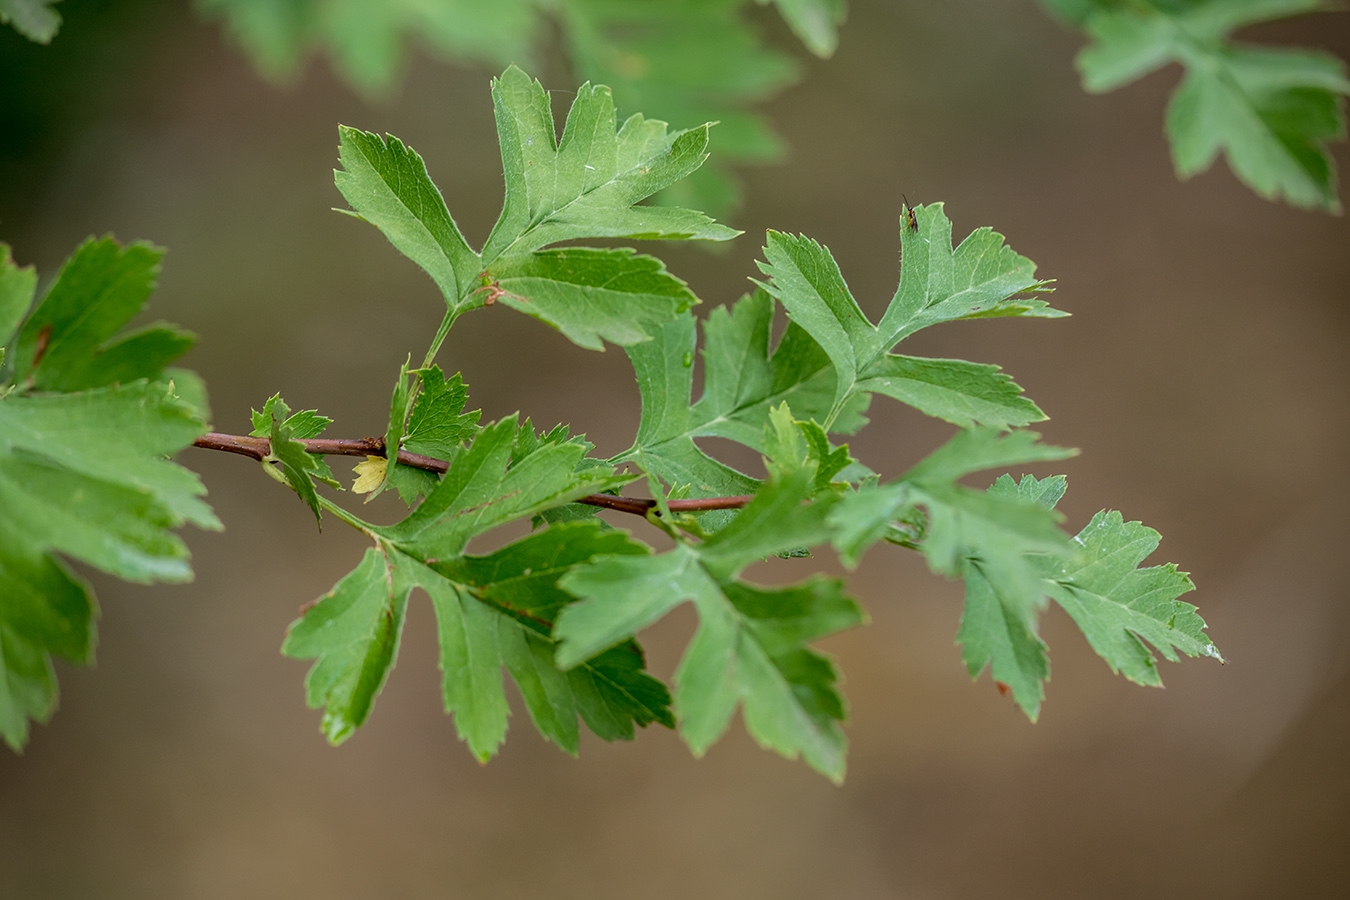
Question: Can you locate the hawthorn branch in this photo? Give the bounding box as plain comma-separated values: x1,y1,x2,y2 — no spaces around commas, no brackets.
192,432,754,517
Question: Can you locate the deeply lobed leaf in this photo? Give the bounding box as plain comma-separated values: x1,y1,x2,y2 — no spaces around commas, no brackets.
1069,0,1348,210
0,241,215,751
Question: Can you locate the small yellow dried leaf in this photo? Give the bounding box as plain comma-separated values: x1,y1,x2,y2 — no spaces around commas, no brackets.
352,456,387,494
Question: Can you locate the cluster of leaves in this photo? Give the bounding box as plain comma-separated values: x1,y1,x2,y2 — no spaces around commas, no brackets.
250,67,1223,781
0,238,216,751
1042,0,1350,211
0,61,1225,777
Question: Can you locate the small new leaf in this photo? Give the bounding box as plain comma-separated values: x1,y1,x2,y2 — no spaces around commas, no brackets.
265,394,330,526
402,366,480,459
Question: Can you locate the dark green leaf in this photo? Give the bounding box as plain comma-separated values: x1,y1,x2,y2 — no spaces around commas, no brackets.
11,238,195,392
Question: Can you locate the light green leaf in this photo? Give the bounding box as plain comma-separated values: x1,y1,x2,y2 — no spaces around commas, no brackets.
756,230,877,422
856,355,1046,429
0,242,212,752
1044,510,1223,686
200,0,538,94
557,540,863,782
756,212,1058,429
878,204,1061,348
482,66,739,264
557,428,859,780
0,381,218,529
1167,45,1349,210
0,386,206,742
490,247,697,350
902,427,1075,486
382,415,634,558
953,474,1066,722
0,514,91,751
618,291,864,532
335,128,481,312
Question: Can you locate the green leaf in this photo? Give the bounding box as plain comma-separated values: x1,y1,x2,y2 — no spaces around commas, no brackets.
1071,0,1349,210
618,291,866,530
250,394,338,490
381,415,634,558
379,357,415,498
877,204,1062,347
0,241,211,751
0,245,36,353
1167,45,1349,210
557,540,863,782
249,397,332,440
0,379,214,751
1044,509,1223,686
761,0,847,57
557,424,860,781
756,213,1060,428
0,381,218,529
0,517,91,751
490,248,698,350
0,0,62,43
402,366,481,459
284,521,672,756
334,127,481,313
953,474,1066,722
10,238,195,393
282,547,407,744
337,67,734,351
903,426,1075,486
482,66,739,264
265,394,329,526
856,355,1046,429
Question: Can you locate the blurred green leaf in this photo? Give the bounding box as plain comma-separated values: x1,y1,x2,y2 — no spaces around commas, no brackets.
0,0,61,43
0,241,214,751
1068,0,1349,210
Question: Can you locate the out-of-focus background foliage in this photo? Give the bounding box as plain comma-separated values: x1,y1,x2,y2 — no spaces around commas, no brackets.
2,0,1348,896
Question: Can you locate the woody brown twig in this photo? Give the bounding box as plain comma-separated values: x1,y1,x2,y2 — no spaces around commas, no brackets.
192,432,754,517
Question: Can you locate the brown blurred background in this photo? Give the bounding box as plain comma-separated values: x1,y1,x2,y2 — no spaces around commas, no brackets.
2,1,1348,897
